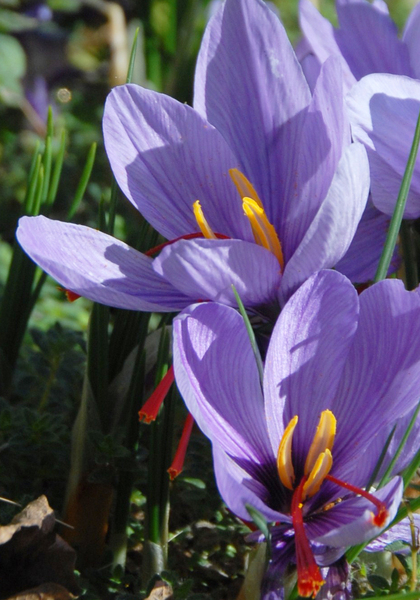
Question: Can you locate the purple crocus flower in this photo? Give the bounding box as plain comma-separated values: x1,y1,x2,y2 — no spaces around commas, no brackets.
346,74,420,219
297,0,420,269
173,270,420,598
16,0,369,313
298,0,419,94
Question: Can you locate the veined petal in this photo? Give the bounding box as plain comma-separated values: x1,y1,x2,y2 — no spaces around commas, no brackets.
346,407,420,487
194,0,311,230
299,0,356,93
16,216,190,311
264,270,359,469
335,0,411,79
213,444,287,523
335,197,400,283
103,84,252,241
332,278,420,473
173,302,272,465
280,57,349,259
153,238,281,308
403,3,420,80
318,558,351,600
347,73,420,219
279,143,369,303
309,477,403,548
365,514,420,553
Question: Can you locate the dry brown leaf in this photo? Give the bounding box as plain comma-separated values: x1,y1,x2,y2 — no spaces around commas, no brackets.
144,580,173,600
0,496,79,600
6,582,75,600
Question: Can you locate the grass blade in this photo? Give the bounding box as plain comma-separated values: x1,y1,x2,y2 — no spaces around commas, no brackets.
374,109,420,283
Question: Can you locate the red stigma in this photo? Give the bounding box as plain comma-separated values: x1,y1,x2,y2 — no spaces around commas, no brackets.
57,287,81,302
145,232,230,257
291,478,325,598
372,505,388,528
326,474,388,528
167,413,194,480
138,366,174,423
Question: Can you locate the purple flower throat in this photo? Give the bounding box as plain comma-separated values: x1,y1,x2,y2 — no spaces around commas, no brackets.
280,409,387,597
146,168,285,271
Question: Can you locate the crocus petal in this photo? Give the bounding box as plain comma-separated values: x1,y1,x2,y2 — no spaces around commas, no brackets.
279,57,349,260
347,73,420,219
318,558,351,600
173,302,272,466
299,0,356,92
334,0,411,79
365,514,420,553
403,3,420,80
335,197,400,283
212,443,287,523
279,143,369,303
264,270,359,466
194,0,311,231
299,53,322,94
346,406,420,487
310,477,403,547
332,278,420,474
103,84,251,241
261,532,296,600
153,238,281,308
16,216,191,311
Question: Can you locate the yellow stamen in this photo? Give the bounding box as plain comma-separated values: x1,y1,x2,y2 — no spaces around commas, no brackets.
243,197,284,269
229,169,285,269
303,449,333,499
277,416,298,490
229,168,264,208
304,410,336,477
193,200,217,239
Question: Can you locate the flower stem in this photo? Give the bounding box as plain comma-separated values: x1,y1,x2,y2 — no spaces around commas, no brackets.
374,108,420,283
144,326,175,579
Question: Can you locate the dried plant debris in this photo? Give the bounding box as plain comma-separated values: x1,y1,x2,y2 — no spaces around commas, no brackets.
7,582,74,600
144,580,173,600
0,496,79,600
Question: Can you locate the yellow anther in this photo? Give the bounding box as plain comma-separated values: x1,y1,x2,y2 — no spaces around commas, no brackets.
302,449,333,499
243,198,285,269
193,200,217,239
277,415,298,490
304,410,336,477
229,168,264,208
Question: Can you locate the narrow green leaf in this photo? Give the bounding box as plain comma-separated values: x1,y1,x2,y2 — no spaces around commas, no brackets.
41,134,52,205
32,164,44,216
231,284,264,386
110,345,146,569
395,496,420,524
46,106,54,138
144,326,172,578
126,27,140,84
374,109,420,283
245,504,270,547
47,129,66,206
25,153,41,214
67,142,96,219
366,424,395,491
378,399,420,488
403,443,420,489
